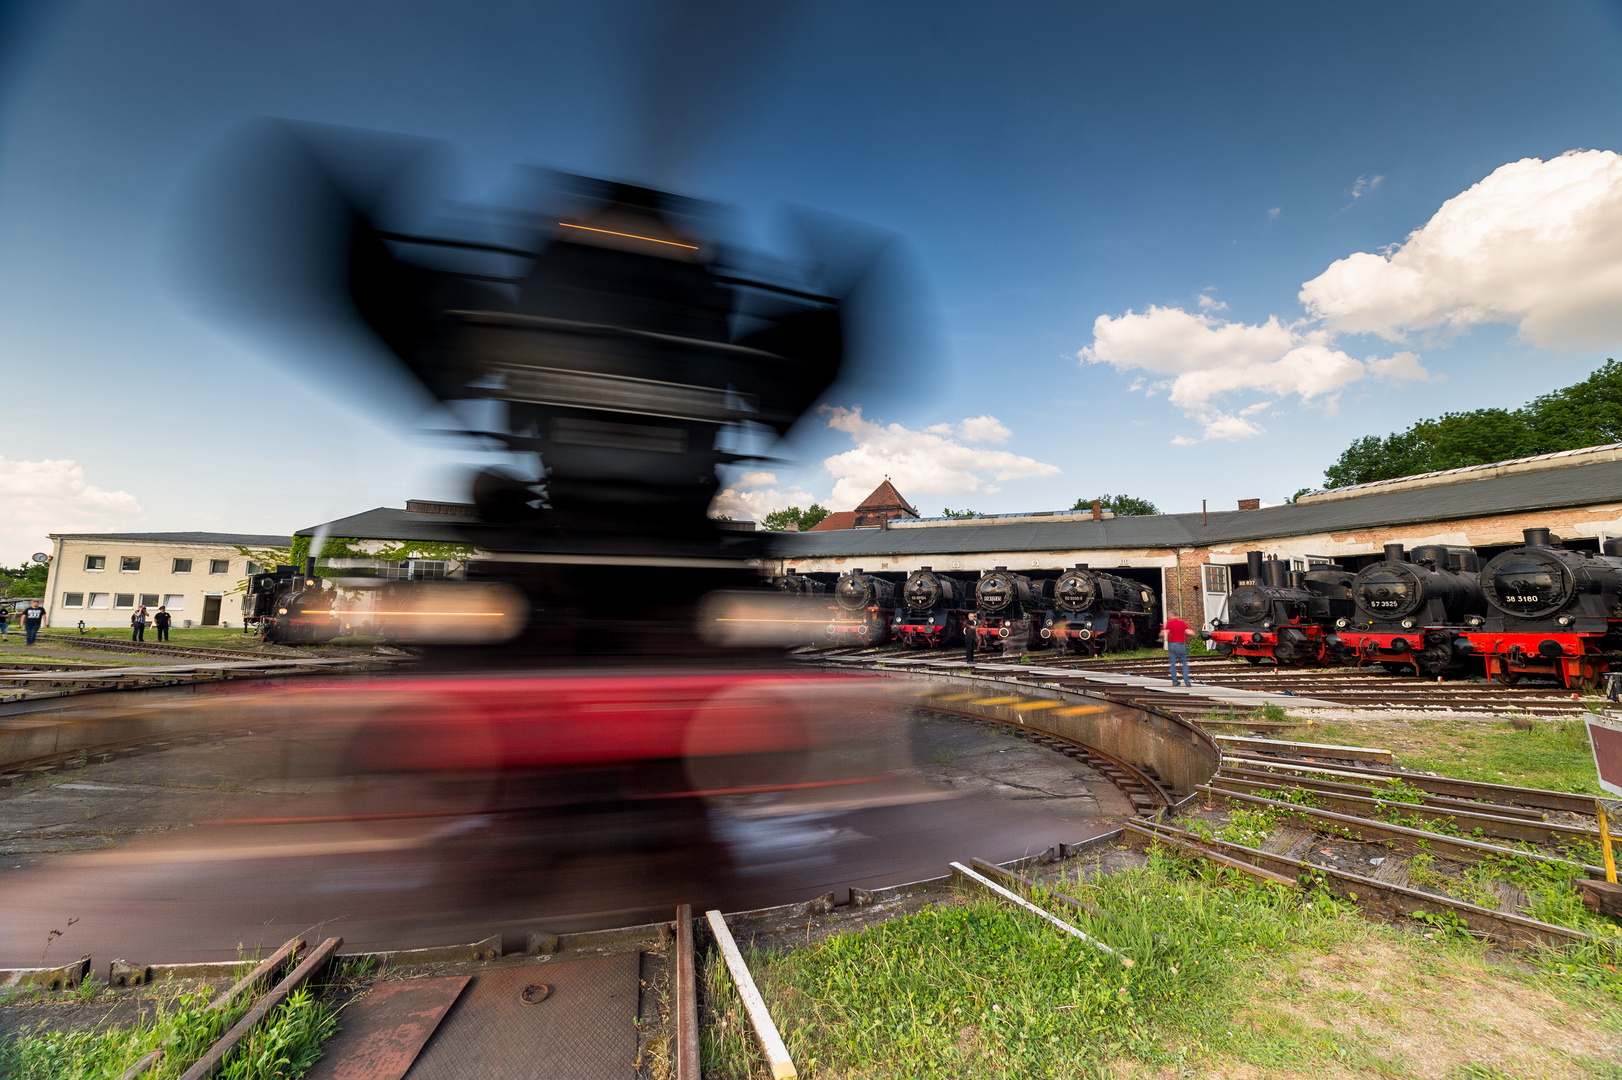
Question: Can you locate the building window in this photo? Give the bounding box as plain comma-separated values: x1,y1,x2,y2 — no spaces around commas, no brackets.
114,593,135,608
88,593,109,609
85,555,106,571
139,593,159,608
209,559,230,574
62,593,84,608
172,558,192,574
246,561,263,575
120,556,141,572
163,594,184,610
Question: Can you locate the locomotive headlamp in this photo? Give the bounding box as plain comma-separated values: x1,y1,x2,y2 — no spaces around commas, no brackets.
1335,618,1348,628
1039,627,1051,638
1467,615,1485,627
1558,615,1573,626
1262,620,1272,629
278,607,287,615
1401,618,1415,629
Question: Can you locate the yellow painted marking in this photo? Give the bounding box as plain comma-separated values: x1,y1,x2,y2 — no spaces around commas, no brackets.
970,696,1026,706
1015,700,1062,711
1055,705,1108,716
932,693,977,701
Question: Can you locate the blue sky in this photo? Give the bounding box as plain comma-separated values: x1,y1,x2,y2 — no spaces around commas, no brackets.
2,1,1621,559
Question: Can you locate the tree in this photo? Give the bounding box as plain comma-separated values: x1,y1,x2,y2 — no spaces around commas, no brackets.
1070,494,1160,517
941,508,981,518
762,504,830,531
1321,358,1622,488
0,561,49,598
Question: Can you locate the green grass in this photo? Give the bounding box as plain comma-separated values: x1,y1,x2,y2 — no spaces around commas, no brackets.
0,987,251,1080
701,853,1622,1079
1292,716,1605,796
0,968,343,1080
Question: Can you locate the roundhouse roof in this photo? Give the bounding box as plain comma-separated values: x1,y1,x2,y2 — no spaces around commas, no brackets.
773,455,1622,557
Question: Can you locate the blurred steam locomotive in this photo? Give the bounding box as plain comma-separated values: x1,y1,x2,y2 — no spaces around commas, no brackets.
188,123,923,809
1206,528,1622,688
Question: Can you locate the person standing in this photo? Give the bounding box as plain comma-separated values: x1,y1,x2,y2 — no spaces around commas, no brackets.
963,612,978,665
21,600,44,645
131,605,149,642
1161,611,1191,686
153,605,172,642
0,605,8,639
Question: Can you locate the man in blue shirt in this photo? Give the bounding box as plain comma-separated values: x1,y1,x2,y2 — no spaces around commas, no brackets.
21,600,44,645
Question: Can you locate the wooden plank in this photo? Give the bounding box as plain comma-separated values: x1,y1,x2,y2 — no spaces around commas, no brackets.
950,862,1123,960
300,976,468,1080
704,910,795,1080
178,937,342,1080
674,906,700,1080
113,1050,162,1080
1214,735,1393,763
210,936,303,1012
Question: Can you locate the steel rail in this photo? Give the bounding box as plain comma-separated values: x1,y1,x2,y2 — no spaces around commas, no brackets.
1198,784,1606,877
1215,763,1549,821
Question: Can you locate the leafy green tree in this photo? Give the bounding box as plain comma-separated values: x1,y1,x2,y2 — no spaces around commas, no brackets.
1322,358,1622,488
1070,494,1160,516
0,562,49,598
940,508,981,518
762,504,830,531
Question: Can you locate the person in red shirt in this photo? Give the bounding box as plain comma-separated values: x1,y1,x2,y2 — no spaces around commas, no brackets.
1160,613,1190,686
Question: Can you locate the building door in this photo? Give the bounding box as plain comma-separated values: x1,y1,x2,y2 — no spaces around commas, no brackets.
201,596,221,626
1201,564,1230,630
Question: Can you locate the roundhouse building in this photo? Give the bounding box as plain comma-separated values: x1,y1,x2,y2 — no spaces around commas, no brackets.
771,444,1622,629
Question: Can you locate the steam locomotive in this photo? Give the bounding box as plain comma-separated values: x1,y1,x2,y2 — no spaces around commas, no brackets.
1335,543,1485,676
195,126,917,808
1207,552,1355,666
242,560,342,644
972,567,1052,653
827,569,897,645
1040,564,1159,656
1471,528,1622,689
893,566,970,648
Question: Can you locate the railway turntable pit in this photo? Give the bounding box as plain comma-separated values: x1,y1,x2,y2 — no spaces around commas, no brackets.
3,655,1616,1080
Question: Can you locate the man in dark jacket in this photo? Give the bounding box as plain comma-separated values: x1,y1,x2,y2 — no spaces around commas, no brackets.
153,606,172,642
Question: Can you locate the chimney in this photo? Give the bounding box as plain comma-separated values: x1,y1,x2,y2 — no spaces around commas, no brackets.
304,555,316,578
783,522,800,532
1091,499,1102,521
1237,498,1261,511
1383,542,1406,563
1523,527,1553,548
1246,551,1264,582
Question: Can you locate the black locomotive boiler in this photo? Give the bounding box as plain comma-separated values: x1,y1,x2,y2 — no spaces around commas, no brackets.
1040,564,1157,655
893,566,971,648
1338,543,1485,676
1207,552,1354,666
972,566,1052,654
767,569,833,646
1471,528,1622,688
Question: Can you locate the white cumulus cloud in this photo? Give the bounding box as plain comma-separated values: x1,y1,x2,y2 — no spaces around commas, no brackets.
821,406,1059,509
1077,305,1425,439
711,482,821,524
0,458,143,563
1301,150,1622,349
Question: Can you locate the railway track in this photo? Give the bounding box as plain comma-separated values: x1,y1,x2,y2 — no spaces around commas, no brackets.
821,647,1597,717
36,631,323,662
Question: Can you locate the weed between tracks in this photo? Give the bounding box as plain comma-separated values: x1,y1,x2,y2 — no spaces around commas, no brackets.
701,852,1622,1079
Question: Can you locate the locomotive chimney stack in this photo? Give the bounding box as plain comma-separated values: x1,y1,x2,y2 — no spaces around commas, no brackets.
1263,559,1288,588
1524,527,1553,548
1383,542,1406,562
304,555,316,579
1246,551,1264,582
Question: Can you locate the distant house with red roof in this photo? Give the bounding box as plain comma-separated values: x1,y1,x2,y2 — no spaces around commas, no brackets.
808,480,920,531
